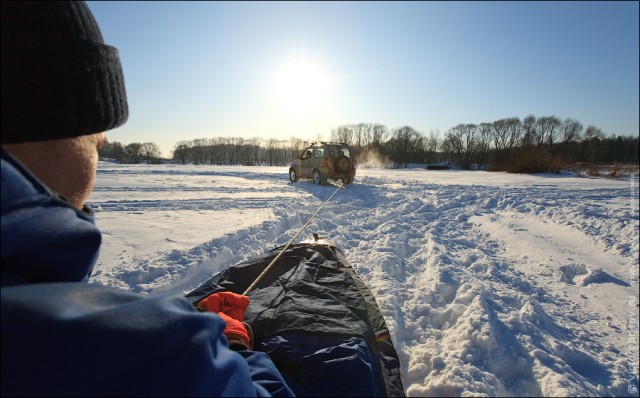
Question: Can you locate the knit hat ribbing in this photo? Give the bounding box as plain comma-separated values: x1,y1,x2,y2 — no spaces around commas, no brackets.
1,1,128,144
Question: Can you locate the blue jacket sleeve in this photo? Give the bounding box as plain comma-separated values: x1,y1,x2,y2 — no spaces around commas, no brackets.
0,282,294,397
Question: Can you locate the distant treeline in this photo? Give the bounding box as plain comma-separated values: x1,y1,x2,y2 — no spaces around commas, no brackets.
98,115,639,173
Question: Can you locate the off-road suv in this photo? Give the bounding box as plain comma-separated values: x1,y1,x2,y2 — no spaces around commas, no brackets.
289,142,356,185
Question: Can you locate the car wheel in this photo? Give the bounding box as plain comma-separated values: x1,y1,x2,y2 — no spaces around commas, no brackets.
312,169,324,185
289,168,298,182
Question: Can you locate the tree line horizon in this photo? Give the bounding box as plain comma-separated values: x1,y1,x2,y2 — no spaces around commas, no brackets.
98,114,639,173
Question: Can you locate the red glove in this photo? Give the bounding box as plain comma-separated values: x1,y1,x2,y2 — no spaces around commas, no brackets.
197,292,252,350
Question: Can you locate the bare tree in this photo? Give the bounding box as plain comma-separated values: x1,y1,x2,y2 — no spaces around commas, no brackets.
331,125,353,145
584,125,604,140
248,138,262,165
490,117,521,151
125,142,142,164
505,117,522,149
288,137,305,162
536,116,562,148
560,118,583,143
387,126,421,168
98,140,126,163
581,125,606,163
370,123,388,150
172,141,191,165
522,115,536,147
191,138,209,165
228,137,244,165
266,138,279,166
208,138,219,164
477,123,492,169
491,118,511,151
353,123,369,152
140,142,161,164
425,129,440,164
443,124,480,170
555,118,583,163
277,139,290,165
219,137,232,165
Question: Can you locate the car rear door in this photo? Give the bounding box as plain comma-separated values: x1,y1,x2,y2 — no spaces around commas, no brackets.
299,148,313,177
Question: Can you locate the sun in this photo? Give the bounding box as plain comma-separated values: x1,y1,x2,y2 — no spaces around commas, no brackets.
270,56,332,115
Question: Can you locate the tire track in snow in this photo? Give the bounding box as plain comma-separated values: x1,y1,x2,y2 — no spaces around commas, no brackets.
327,180,636,396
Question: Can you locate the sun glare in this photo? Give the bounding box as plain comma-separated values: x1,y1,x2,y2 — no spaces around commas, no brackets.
271,57,332,115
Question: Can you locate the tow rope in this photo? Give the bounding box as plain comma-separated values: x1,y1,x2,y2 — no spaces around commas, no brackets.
242,181,344,295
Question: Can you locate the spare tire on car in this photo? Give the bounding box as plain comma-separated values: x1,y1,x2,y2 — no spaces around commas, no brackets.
334,155,350,172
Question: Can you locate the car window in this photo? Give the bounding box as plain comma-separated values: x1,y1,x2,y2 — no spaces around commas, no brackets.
327,146,350,158
314,148,324,158
302,149,312,159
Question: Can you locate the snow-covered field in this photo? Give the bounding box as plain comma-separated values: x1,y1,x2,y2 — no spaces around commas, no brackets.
88,162,639,397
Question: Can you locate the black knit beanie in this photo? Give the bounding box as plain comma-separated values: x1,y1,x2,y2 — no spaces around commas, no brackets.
1,1,128,144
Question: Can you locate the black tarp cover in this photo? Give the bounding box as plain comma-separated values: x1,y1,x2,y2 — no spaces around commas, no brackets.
186,239,405,397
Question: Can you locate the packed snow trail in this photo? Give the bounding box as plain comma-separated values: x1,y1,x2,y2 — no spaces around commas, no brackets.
88,163,639,397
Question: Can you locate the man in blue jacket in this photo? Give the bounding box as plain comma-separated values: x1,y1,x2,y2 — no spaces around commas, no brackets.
0,2,293,396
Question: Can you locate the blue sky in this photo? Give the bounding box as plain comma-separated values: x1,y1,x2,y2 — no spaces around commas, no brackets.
87,1,639,157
